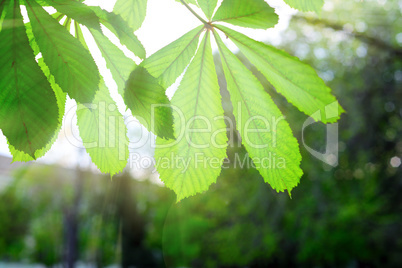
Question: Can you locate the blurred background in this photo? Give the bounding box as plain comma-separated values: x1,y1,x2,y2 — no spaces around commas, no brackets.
0,0,401,267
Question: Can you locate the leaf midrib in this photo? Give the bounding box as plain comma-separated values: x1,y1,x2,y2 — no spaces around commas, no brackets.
213,10,263,23
187,32,209,147
177,31,210,197
12,1,33,155
26,1,72,82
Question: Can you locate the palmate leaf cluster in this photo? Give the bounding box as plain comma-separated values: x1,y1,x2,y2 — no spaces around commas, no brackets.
0,0,145,175
0,0,343,201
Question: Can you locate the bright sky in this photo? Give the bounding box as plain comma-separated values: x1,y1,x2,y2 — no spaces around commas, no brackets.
0,0,296,174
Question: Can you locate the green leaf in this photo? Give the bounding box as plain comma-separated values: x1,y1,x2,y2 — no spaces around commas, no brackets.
212,0,278,29
123,26,204,141
25,22,40,55
114,0,147,31
9,58,67,162
283,0,324,13
0,0,8,31
35,0,53,6
62,17,71,31
25,0,100,104
9,18,66,162
45,0,102,32
142,25,203,89
217,25,343,123
124,66,174,140
214,31,302,194
77,83,129,177
90,28,135,98
197,0,218,20
0,0,59,158
52,12,64,22
155,31,228,201
91,6,146,59
74,20,88,49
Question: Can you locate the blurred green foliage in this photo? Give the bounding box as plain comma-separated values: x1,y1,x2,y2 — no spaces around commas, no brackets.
0,186,30,260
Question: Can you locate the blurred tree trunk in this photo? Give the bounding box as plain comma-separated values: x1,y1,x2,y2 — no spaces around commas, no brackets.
63,169,83,268
293,15,402,56
118,174,156,268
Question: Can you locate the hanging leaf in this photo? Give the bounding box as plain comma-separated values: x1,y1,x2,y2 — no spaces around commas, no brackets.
24,22,40,56
45,0,102,32
114,0,147,31
74,20,88,49
197,0,218,20
283,0,325,14
25,0,100,104
77,83,129,177
9,58,67,162
142,25,203,88
214,31,302,194
90,28,135,98
123,26,204,140
212,0,278,29
125,66,175,140
0,0,59,158
48,1,145,59
216,25,343,123
90,6,146,59
155,31,228,201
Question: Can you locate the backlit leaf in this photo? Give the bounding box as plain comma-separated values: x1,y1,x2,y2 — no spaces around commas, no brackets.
9,58,67,162
214,31,302,194
0,0,59,158
25,0,100,104
90,28,135,98
91,6,146,59
197,0,218,20
283,0,324,13
114,0,147,31
217,25,343,123
212,0,278,29
123,26,205,141
142,25,203,88
45,0,102,31
155,31,228,201
125,66,174,140
77,83,129,177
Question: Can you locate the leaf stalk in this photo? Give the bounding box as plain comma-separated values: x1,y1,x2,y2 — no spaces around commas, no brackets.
179,0,209,26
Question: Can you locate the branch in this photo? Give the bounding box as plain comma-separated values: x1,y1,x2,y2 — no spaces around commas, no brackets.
293,15,402,56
